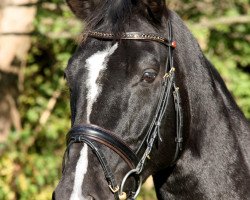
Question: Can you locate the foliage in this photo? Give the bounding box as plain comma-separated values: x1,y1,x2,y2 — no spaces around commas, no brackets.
170,0,250,118
0,2,78,199
0,1,249,199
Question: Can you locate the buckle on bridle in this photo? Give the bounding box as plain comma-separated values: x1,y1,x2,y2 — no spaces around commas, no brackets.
108,184,120,193
163,67,175,79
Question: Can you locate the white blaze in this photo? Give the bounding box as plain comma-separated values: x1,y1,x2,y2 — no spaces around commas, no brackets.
70,145,88,200
70,43,118,200
85,43,118,123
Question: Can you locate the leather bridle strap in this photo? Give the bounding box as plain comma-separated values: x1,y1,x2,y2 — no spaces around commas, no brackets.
66,125,139,200
87,31,177,48
67,137,120,199
67,125,138,169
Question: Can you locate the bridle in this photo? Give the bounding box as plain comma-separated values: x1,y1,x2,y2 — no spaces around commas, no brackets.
64,20,183,200
63,20,183,200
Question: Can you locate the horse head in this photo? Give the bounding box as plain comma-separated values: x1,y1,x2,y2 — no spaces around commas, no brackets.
53,0,250,199
53,0,182,199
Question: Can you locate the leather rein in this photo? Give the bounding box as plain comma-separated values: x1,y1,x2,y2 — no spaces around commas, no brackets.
64,20,183,200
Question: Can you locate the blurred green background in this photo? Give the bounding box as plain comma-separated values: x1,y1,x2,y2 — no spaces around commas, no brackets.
0,0,249,199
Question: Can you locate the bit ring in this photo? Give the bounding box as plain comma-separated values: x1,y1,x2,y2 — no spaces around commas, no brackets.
119,169,142,199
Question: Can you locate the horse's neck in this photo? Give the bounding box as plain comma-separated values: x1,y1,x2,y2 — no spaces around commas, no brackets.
183,55,250,164
154,100,250,200
153,11,250,200
172,11,250,166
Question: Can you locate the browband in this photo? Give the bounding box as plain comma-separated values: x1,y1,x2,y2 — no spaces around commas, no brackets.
87,31,177,48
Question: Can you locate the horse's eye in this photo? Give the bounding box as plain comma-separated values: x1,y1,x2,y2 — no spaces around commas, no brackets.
142,71,157,83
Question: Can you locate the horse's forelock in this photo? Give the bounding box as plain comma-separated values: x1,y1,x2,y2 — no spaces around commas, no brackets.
82,0,168,33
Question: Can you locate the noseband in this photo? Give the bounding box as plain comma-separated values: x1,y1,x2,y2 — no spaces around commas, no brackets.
64,20,183,200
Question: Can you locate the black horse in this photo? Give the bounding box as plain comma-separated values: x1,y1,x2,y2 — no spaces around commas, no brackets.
53,0,250,199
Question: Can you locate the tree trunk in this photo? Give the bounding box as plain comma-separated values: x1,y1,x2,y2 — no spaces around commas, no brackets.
0,0,37,142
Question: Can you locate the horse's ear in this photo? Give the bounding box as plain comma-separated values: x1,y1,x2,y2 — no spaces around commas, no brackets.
141,0,166,22
66,0,101,20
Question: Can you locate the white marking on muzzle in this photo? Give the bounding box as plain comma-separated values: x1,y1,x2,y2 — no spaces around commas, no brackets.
70,43,118,200
85,43,118,123
70,145,88,200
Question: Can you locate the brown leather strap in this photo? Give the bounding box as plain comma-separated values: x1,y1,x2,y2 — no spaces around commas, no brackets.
87,31,176,47
67,124,138,169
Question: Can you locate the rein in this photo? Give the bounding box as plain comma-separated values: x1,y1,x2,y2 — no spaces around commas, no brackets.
64,20,183,200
